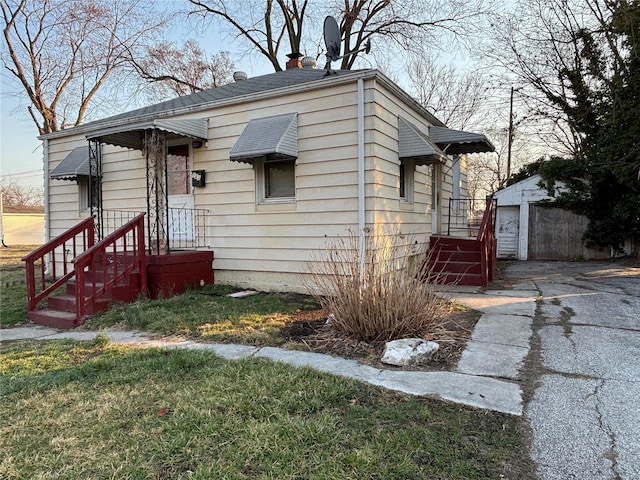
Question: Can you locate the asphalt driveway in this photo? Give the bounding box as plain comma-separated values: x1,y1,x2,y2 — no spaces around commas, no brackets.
503,260,640,480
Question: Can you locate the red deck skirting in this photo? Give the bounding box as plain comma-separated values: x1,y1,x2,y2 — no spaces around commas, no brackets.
147,251,214,299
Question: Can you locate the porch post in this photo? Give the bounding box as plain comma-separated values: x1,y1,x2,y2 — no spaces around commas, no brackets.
145,129,169,254
88,139,103,239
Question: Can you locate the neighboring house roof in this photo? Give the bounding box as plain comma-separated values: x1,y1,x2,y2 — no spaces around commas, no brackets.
2,205,45,214
50,146,90,180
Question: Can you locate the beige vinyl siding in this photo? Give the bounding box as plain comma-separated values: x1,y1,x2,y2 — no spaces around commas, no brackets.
100,145,147,214
191,81,363,281
48,135,92,238
45,73,464,291
367,81,435,246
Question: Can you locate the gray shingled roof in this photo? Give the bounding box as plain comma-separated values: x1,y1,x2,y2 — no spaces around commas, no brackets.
40,68,473,144
81,69,372,130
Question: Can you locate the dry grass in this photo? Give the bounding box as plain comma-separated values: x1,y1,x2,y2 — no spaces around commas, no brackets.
305,230,450,342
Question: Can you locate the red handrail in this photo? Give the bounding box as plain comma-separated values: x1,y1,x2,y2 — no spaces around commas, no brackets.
476,196,497,286
23,216,96,312
73,213,146,324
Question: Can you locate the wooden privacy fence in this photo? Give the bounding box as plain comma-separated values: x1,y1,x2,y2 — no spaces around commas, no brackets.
528,205,609,260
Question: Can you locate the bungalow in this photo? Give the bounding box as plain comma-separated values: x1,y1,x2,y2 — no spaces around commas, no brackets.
29,65,495,327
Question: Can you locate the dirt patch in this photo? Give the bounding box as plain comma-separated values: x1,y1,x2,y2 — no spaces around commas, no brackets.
280,306,481,371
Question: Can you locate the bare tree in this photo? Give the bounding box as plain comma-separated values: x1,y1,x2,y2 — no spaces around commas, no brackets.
131,39,235,101
407,56,490,130
187,0,496,72
0,176,43,207
465,121,535,199
1,0,168,134
487,0,626,156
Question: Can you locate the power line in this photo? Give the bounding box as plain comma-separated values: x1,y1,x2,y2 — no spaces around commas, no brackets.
0,169,43,178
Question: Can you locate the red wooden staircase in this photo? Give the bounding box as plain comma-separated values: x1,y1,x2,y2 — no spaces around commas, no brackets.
423,197,497,287
23,214,146,329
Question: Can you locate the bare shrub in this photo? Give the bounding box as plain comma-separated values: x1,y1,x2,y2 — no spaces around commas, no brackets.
304,229,450,342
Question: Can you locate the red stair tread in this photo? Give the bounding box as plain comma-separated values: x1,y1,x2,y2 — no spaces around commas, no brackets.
28,309,78,329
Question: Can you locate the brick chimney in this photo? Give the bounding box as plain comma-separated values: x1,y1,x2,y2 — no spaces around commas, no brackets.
286,52,303,70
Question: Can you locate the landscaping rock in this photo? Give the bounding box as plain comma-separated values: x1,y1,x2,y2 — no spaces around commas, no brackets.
381,338,439,367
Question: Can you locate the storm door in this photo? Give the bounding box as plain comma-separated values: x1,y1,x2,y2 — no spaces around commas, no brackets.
167,144,194,244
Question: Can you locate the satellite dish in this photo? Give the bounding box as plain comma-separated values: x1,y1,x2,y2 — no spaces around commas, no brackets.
324,16,341,63
323,14,372,72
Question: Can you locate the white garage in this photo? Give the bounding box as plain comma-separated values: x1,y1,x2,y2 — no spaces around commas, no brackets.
493,175,553,260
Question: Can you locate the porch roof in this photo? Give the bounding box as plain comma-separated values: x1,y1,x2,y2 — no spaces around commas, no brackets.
229,113,298,164
429,126,495,154
398,117,447,165
85,118,208,150
50,146,90,180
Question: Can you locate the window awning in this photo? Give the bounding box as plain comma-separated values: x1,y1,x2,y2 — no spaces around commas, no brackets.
50,146,91,180
85,118,208,150
398,117,447,165
429,126,495,154
229,113,298,164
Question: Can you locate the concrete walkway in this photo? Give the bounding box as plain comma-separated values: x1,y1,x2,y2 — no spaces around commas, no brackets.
0,284,538,416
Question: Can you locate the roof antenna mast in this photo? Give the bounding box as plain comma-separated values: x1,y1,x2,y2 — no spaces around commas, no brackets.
323,16,371,74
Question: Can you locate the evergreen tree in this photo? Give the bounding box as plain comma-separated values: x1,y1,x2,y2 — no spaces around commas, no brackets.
534,0,640,253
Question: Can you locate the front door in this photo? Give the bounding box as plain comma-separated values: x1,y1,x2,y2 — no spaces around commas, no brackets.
167,144,194,243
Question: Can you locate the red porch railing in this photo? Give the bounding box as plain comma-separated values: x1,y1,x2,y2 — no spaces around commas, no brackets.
477,195,497,285
23,213,146,326
23,216,96,312
424,195,497,287
73,213,147,323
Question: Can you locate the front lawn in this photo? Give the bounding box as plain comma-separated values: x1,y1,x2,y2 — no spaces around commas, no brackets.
0,339,531,479
0,245,38,327
88,284,324,345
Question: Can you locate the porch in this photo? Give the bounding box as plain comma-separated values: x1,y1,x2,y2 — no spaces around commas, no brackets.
22,214,214,329
422,196,497,287
25,119,217,328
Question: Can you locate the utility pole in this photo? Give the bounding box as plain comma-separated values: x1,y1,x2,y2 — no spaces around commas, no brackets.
506,86,515,182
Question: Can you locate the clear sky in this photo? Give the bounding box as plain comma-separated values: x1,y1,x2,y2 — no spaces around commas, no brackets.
0,87,46,188
0,0,274,190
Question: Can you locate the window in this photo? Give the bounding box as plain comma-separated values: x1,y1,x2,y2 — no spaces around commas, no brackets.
400,160,414,203
257,158,296,202
78,176,98,213
167,144,190,195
